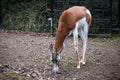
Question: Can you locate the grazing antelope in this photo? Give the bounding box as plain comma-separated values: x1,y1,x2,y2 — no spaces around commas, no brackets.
49,6,91,72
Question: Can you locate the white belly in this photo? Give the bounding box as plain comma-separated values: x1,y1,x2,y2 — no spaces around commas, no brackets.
69,17,88,35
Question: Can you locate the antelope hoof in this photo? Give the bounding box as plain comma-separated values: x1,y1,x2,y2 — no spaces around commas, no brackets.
80,60,86,65
53,65,59,72
77,66,80,69
77,61,81,69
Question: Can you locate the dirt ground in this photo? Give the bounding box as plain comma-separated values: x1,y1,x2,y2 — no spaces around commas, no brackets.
0,30,120,80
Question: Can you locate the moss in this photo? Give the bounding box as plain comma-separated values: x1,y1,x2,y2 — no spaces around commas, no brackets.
63,62,69,68
6,70,16,78
107,34,120,40
90,34,120,41
0,70,26,80
18,76,25,80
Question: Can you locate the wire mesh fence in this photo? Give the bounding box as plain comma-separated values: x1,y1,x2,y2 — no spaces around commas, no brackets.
48,0,112,36
1,0,119,36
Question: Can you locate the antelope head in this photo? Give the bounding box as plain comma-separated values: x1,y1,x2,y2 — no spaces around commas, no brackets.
49,44,63,72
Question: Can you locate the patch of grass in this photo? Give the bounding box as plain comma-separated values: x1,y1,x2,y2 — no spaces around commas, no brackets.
6,70,16,78
33,55,48,63
107,34,120,40
3,70,26,80
93,37,103,41
18,76,25,80
62,62,69,69
90,34,120,41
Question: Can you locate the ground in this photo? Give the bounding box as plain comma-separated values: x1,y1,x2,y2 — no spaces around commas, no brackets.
0,30,120,80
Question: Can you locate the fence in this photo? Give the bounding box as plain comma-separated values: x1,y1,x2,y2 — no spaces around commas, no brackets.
48,0,112,36
1,0,120,36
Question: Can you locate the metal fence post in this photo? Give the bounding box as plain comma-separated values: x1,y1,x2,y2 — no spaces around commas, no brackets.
48,18,53,35
118,0,120,36
110,0,112,36
0,3,2,27
50,0,54,36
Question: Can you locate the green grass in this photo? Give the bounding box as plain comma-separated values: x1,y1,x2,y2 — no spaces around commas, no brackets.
107,34,120,40
0,70,25,80
90,34,120,41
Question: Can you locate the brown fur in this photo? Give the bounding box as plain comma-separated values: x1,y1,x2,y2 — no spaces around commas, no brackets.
54,6,91,53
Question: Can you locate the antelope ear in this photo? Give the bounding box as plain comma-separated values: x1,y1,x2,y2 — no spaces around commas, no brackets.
49,43,53,53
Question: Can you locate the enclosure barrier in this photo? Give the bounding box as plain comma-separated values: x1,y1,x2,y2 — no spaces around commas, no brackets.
1,0,120,36
48,0,113,36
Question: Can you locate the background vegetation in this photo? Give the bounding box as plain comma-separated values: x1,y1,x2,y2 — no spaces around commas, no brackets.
1,0,51,32
0,0,119,34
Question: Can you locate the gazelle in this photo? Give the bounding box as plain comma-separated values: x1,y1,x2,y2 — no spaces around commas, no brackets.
49,6,91,72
